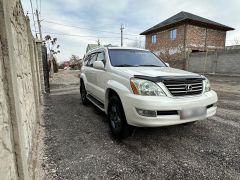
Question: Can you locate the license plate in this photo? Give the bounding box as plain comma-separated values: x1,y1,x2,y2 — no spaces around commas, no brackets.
180,107,206,120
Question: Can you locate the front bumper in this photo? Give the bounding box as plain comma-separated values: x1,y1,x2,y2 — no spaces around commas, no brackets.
121,90,218,127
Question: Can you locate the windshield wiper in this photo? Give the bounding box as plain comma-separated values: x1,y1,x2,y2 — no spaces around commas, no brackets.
114,64,138,67
138,65,162,67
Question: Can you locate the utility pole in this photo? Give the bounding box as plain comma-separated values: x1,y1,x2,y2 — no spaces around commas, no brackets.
36,9,43,41
120,24,124,47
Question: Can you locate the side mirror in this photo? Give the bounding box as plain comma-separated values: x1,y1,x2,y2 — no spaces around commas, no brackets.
165,62,170,67
93,61,104,70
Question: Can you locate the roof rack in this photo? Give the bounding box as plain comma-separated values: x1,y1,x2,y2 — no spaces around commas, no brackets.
104,44,118,48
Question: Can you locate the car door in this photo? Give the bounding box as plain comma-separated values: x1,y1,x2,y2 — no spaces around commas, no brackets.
84,53,98,95
94,51,107,102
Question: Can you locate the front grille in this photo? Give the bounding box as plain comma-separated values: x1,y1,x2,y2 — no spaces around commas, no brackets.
163,78,203,96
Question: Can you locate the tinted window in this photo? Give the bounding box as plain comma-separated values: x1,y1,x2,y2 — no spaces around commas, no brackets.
96,52,105,63
84,55,90,66
108,49,166,67
87,53,97,67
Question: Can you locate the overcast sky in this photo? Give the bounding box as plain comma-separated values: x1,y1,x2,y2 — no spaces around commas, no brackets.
21,0,240,62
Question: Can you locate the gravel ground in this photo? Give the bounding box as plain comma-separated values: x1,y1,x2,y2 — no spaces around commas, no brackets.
41,70,240,180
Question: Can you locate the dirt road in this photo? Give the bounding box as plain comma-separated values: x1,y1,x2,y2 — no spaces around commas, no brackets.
40,70,240,179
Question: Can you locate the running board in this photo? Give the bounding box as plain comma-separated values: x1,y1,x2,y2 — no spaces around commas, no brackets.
87,94,105,111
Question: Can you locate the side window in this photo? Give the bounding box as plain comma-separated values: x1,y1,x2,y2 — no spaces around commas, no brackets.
96,52,105,64
87,53,97,67
151,35,157,44
170,29,177,40
84,55,90,66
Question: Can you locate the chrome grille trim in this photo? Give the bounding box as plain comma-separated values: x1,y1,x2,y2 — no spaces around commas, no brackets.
166,82,202,86
164,78,203,96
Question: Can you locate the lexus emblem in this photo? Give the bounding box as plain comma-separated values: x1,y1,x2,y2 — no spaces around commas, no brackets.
185,84,192,91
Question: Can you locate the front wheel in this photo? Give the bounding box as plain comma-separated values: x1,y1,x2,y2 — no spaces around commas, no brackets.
80,81,89,105
108,95,132,139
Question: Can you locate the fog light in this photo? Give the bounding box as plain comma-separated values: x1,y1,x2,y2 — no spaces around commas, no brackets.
136,108,157,117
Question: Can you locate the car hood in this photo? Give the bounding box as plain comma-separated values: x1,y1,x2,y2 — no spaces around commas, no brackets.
114,67,199,78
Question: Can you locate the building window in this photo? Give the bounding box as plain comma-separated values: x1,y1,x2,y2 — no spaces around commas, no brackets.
170,29,177,40
151,35,157,44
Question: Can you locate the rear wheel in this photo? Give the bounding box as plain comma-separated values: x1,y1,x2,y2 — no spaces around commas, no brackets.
108,95,132,139
80,80,89,105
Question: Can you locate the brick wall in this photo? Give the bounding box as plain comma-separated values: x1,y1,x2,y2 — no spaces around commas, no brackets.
186,25,206,51
0,0,43,179
186,25,226,52
205,28,226,49
144,24,227,70
145,24,186,62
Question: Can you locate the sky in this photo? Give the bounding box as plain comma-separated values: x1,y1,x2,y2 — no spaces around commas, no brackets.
21,0,240,63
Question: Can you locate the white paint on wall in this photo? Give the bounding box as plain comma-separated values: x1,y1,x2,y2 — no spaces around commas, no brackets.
189,43,205,48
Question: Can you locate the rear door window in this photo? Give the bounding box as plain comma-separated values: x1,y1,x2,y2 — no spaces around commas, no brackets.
87,53,97,67
84,55,91,66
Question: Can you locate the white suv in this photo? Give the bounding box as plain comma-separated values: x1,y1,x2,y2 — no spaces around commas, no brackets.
80,47,217,138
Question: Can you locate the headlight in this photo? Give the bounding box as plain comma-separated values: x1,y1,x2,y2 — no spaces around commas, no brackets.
130,78,166,96
204,78,211,92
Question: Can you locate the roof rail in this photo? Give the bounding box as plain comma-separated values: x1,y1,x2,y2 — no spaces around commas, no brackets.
104,44,118,48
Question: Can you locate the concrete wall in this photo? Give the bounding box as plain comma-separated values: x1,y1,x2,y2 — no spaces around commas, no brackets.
0,37,18,180
0,0,43,179
187,49,240,74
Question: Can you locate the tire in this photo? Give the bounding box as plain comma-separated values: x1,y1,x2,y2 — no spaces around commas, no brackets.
108,95,132,139
80,80,89,105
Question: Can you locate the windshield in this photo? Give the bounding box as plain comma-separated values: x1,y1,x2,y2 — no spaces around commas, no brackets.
108,49,167,67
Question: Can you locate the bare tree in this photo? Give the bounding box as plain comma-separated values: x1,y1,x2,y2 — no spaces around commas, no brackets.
69,55,83,70
44,35,60,76
127,38,144,48
70,55,79,59
44,35,60,54
230,36,240,46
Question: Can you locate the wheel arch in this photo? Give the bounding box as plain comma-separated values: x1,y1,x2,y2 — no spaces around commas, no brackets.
105,88,119,113
80,74,87,86
105,80,131,114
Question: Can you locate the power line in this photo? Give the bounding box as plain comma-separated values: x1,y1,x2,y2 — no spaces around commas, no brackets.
42,32,145,42
33,30,145,44
29,21,143,41
124,37,145,42
42,20,139,36
43,20,119,34
38,31,121,39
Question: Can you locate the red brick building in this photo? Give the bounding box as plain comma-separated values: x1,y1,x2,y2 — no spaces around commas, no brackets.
140,11,234,68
